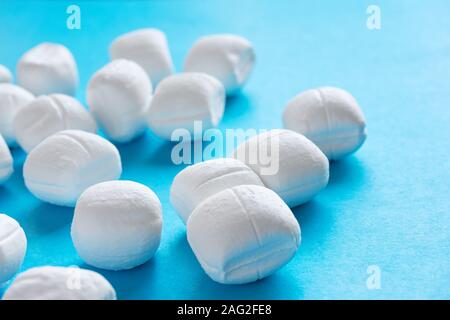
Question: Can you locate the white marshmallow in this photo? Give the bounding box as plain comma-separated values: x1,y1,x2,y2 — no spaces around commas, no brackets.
110,28,174,87
184,34,255,95
0,214,27,284
148,73,225,140
13,94,97,153
187,185,300,284
0,65,12,83
71,181,163,271
17,43,78,96
23,130,122,207
0,84,34,146
283,87,367,160
171,158,264,224
2,266,116,300
0,135,13,185
233,129,329,208
87,59,153,143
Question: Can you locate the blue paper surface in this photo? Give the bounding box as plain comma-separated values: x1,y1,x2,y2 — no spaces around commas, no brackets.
0,0,449,299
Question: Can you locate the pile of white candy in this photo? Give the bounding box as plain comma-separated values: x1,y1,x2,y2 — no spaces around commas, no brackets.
0,27,367,298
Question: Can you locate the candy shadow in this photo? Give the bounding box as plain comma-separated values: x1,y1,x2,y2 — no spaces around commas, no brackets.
147,141,179,167
80,259,158,300
20,202,73,235
0,186,12,200
0,148,28,201
192,269,303,300
289,156,367,252
5,167,26,193
292,200,334,251
292,200,327,225
115,131,154,167
224,92,253,120
10,147,26,166
328,156,367,189
173,232,304,300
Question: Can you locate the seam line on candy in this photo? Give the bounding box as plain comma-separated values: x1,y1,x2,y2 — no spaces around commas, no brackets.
77,245,158,260
317,88,335,159
230,187,262,281
21,112,56,141
0,227,22,246
50,95,69,129
62,132,92,159
231,188,262,247
25,178,69,189
222,244,296,275
270,175,325,195
306,132,365,144
307,133,366,148
25,154,118,191
195,167,255,190
199,244,296,281
303,126,366,142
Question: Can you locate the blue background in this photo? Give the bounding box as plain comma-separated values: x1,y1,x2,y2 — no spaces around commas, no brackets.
0,0,449,299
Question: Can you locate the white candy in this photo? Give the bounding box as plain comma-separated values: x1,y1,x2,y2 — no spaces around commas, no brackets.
184,34,255,95
23,130,122,207
171,158,264,224
233,129,329,208
0,84,34,146
87,59,153,142
2,266,116,300
283,87,367,160
110,28,174,87
71,181,163,271
148,73,225,140
17,43,78,96
0,65,12,83
0,214,27,284
0,135,13,185
13,94,97,153
187,185,300,284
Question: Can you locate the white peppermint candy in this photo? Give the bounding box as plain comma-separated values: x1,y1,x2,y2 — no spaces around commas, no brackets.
185,34,255,95
110,28,174,87
14,94,97,153
283,87,367,160
17,42,78,96
71,180,163,271
0,214,27,284
87,59,153,143
23,130,122,207
187,185,300,285
234,129,329,208
148,73,225,140
2,266,116,300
